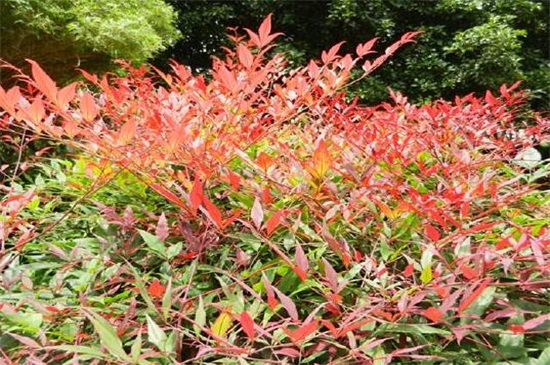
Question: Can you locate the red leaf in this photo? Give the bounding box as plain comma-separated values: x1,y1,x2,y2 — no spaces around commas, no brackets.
311,139,331,178
80,92,98,122
322,258,339,292
403,263,415,277
149,183,187,210
458,279,492,313
460,265,477,280
294,242,308,281
256,14,282,47
202,197,224,228
321,319,339,338
424,224,440,241
273,347,301,358
237,44,254,69
283,320,319,343
148,279,166,298
28,99,45,124
217,65,238,93
262,274,278,310
273,287,298,321
56,83,76,110
238,311,255,341
258,14,272,45
27,59,57,100
189,179,204,211
356,38,379,57
227,170,240,190
0,85,20,115
155,213,169,242
265,210,283,236
423,306,443,323
251,198,264,229
523,313,550,331
118,119,137,145
80,69,98,84
321,42,344,64
256,152,274,171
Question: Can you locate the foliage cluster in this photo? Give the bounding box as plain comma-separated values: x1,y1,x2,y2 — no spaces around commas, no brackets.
1,16,550,364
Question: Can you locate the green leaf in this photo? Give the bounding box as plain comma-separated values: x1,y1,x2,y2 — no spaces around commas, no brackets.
145,315,168,352
84,310,130,361
166,242,182,259
131,329,142,364
138,229,166,256
538,347,550,364
48,345,107,359
1,312,43,333
420,266,433,284
194,295,206,335
464,287,496,317
127,264,156,312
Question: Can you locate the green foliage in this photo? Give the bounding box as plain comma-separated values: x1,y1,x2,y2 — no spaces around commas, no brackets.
444,15,526,89
0,0,180,83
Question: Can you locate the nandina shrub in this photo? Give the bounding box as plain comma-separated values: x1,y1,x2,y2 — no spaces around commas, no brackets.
1,15,549,364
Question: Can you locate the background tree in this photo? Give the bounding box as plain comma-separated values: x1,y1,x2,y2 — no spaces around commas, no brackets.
0,0,180,84
154,0,549,109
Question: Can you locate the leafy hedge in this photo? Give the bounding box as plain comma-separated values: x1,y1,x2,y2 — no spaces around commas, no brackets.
1,16,549,364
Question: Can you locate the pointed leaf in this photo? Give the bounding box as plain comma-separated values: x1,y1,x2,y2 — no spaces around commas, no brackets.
189,179,203,210
423,307,443,323
194,296,206,335
294,242,308,281
322,258,339,292
139,230,166,255
265,210,283,236
145,315,167,351
424,224,440,241
84,310,130,361
118,119,137,145
238,311,255,341
56,83,76,110
312,140,331,178
251,197,264,229
211,309,233,338
273,287,298,321
459,279,492,313
202,197,223,228
155,213,169,242
522,313,550,331
237,44,254,69
283,320,319,343
262,274,278,310
80,92,98,122
27,59,57,100
149,183,187,210
130,329,142,363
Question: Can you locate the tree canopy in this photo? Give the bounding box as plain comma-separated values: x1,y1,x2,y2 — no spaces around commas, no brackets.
0,0,180,84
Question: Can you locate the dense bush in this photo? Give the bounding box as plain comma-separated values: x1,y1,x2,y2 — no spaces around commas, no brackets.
1,16,549,363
